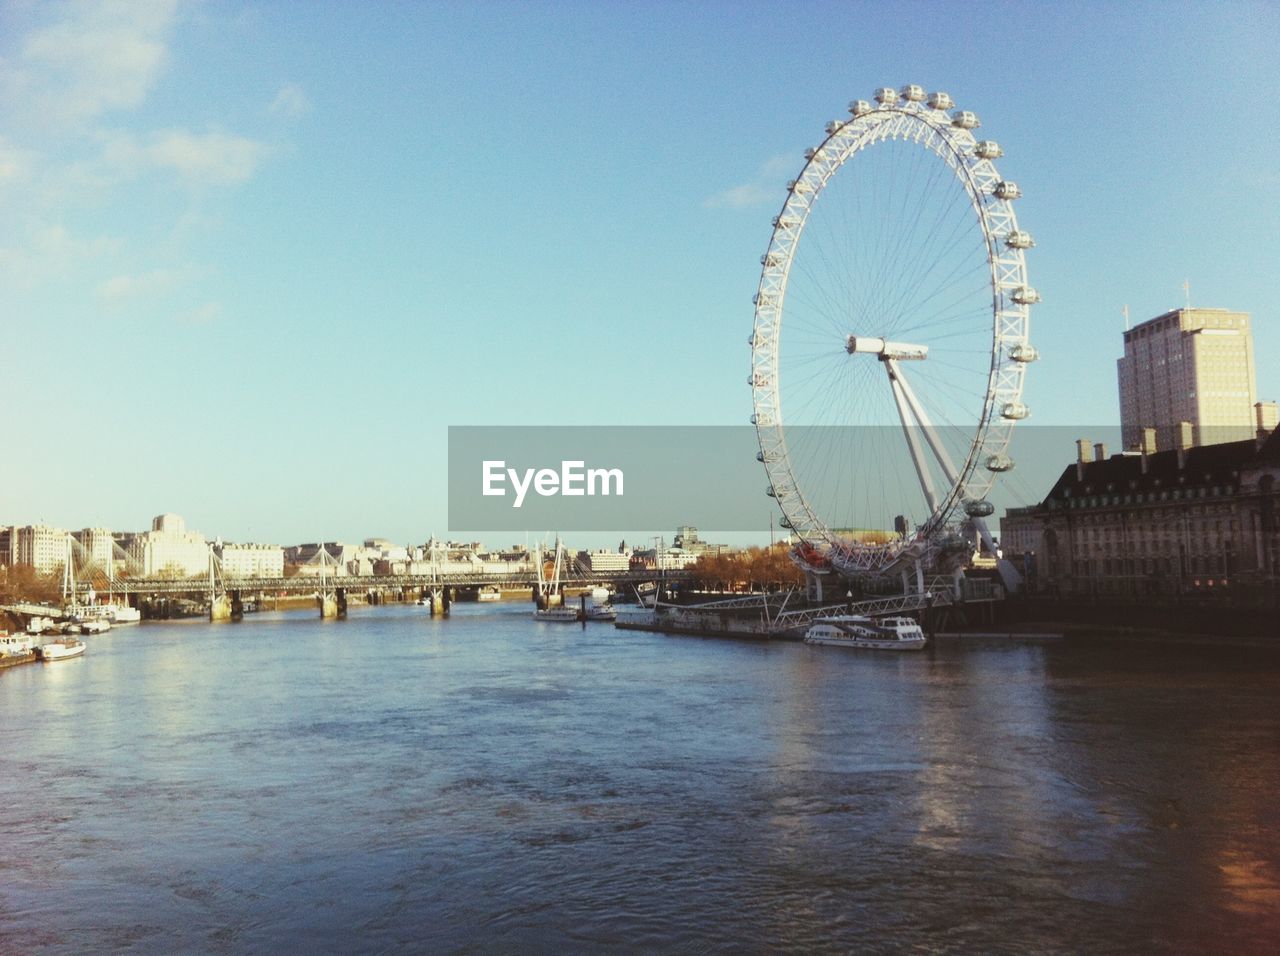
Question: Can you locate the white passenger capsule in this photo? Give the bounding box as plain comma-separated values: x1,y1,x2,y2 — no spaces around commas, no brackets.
748,331,755,346
772,215,799,230
1011,287,1041,305
964,499,996,518
804,147,818,160
760,253,782,268
779,516,793,529
848,99,874,116
1001,402,1030,420
825,119,845,135
927,91,954,110
951,110,981,129
993,181,1021,200
753,292,776,307
1010,343,1040,363
1005,230,1035,250
974,140,1003,159
899,84,926,102
756,451,765,462
874,87,899,105
750,373,770,387
986,454,1014,472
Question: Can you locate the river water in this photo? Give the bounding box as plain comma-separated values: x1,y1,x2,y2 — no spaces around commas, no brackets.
1,603,1277,953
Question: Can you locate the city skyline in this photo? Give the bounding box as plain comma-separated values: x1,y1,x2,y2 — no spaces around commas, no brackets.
3,1,1278,545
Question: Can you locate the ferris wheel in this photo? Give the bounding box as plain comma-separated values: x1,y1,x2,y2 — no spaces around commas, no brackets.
749,85,1038,580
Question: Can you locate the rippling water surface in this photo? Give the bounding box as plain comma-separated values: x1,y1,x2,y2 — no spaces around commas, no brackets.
2,603,1278,953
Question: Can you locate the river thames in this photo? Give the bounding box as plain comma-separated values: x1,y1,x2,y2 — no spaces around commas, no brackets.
2,603,1277,953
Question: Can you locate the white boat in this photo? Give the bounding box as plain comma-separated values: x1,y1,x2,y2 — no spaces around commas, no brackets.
477,587,501,602
534,606,581,623
40,637,86,661
107,604,141,624
79,619,112,634
804,615,927,650
1,632,36,657
67,603,140,625
586,605,617,622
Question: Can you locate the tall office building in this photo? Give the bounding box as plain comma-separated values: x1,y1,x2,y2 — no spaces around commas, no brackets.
126,513,209,577
1117,308,1256,450
13,525,69,574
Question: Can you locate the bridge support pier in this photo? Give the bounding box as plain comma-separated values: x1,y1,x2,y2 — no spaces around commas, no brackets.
424,587,447,615
319,594,338,619
210,594,232,622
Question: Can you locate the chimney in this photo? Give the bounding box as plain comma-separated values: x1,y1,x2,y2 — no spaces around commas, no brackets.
1076,439,1093,481
1140,427,1157,475
1176,420,1194,469
1093,442,1108,462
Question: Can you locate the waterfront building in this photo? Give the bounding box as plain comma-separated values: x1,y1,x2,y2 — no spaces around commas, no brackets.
215,542,285,579
13,525,68,574
74,528,115,574
999,426,1280,600
631,547,701,571
1117,308,1258,450
127,514,209,578
577,549,631,572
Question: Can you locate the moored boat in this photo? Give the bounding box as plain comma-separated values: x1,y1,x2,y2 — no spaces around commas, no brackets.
1,631,36,657
804,615,926,650
68,603,140,625
40,637,86,661
534,606,581,623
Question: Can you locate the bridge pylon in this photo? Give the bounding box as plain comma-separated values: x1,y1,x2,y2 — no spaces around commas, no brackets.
208,546,233,622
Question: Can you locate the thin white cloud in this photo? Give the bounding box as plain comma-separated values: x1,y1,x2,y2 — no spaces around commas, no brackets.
0,138,36,189
704,155,796,209
178,301,222,325
96,268,185,307
103,129,272,186
0,223,120,284
5,1,179,129
268,82,310,119
146,130,270,185
0,2,271,303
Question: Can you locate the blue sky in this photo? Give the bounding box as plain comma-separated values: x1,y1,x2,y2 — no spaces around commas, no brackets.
2,0,1277,547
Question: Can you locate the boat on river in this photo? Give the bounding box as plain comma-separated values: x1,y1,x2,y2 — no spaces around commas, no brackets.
804,615,926,650
40,637,86,661
532,537,582,622
534,606,581,623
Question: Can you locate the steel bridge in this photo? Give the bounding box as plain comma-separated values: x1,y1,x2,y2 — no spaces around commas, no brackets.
104,568,689,598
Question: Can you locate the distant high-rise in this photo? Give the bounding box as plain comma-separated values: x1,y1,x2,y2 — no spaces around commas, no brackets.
1117,308,1256,450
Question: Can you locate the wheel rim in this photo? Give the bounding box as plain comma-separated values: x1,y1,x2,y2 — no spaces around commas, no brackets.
750,88,1035,577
